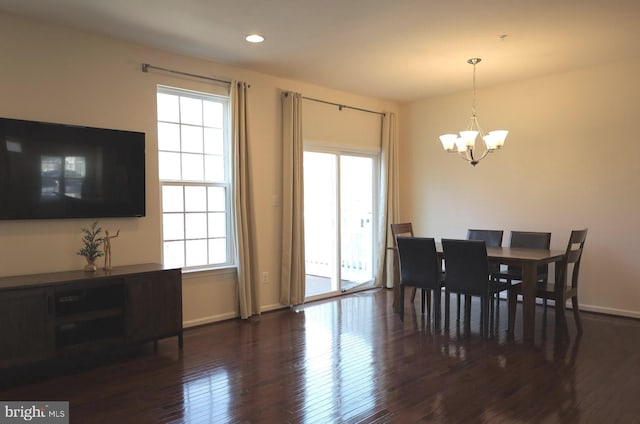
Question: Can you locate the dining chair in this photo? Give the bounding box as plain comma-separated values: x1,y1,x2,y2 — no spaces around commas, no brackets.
464,229,504,320
496,231,552,281
466,229,504,249
442,239,508,337
467,229,503,275
391,223,418,303
495,231,552,310
396,237,444,324
508,229,588,336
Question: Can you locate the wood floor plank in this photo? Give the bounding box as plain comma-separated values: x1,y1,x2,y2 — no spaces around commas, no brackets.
2,289,640,423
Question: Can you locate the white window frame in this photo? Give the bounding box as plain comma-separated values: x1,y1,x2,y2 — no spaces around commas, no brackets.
157,85,234,271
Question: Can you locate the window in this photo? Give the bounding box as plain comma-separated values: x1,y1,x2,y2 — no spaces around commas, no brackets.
157,86,232,270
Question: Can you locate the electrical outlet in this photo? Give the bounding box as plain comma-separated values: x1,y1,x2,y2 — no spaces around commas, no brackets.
262,271,269,284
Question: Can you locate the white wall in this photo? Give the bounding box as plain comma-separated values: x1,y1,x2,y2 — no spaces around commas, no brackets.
0,12,398,326
401,58,640,318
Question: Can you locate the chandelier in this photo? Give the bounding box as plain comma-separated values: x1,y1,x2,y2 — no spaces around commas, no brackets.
439,58,508,166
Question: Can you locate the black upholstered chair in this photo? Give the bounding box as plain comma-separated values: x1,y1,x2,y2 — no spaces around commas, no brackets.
495,231,552,307
493,231,551,322
396,236,444,324
461,229,504,320
508,229,588,336
442,239,508,337
467,229,503,277
497,231,551,281
466,229,504,248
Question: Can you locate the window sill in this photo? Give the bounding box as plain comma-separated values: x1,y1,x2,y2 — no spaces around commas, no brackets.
181,265,237,281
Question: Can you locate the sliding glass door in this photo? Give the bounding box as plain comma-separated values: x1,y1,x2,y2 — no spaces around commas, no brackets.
304,149,376,299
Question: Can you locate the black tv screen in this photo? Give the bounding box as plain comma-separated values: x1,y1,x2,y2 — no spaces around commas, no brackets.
0,117,145,220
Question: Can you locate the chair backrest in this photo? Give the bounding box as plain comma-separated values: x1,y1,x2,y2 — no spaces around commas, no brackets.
467,229,503,274
391,223,414,246
396,237,442,290
563,229,588,289
466,229,503,247
442,239,489,296
508,231,552,277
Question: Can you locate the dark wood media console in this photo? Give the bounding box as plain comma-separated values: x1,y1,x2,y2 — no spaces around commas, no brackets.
0,264,182,369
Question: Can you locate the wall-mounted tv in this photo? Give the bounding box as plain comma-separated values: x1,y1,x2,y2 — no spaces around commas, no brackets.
0,117,145,220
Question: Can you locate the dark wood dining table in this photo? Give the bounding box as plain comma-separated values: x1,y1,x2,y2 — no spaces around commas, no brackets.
392,244,566,344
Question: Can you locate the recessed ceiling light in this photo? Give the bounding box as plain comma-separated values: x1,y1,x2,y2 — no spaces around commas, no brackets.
245,34,265,43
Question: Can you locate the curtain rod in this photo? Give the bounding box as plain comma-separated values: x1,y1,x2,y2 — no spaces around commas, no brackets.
301,96,385,116
141,63,231,86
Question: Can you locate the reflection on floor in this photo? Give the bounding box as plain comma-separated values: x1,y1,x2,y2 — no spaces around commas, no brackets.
305,274,373,297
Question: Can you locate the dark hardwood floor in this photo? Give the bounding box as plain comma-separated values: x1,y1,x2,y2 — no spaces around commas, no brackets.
2,289,640,423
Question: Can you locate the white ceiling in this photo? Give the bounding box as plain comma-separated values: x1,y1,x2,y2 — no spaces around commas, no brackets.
1,0,639,102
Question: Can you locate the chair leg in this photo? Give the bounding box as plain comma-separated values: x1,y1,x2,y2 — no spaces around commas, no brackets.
572,296,583,335
445,290,450,329
494,292,501,334
488,293,500,328
542,298,548,339
421,289,426,315
400,285,405,322
456,293,461,322
555,297,569,336
427,290,432,319
433,288,441,328
508,289,517,336
488,293,497,315
479,296,484,337
464,295,472,330
482,296,490,338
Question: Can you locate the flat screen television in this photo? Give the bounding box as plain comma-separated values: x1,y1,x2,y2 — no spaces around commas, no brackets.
0,117,145,220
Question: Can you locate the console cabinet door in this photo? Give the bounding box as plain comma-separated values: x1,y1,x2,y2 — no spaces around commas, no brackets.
154,270,182,339
124,270,182,344
0,288,54,367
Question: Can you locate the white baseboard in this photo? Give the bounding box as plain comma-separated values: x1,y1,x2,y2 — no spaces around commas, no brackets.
578,304,640,319
261,303,287,313
183,303,288,328
497,293,640,319
183,312,237,328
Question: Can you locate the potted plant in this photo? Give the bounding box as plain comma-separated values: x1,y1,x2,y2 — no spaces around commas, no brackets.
77,221,104,271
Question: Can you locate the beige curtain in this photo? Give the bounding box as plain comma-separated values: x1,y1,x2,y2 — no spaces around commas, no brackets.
232,81,260,319
280,91,306,306
375,112,399,289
